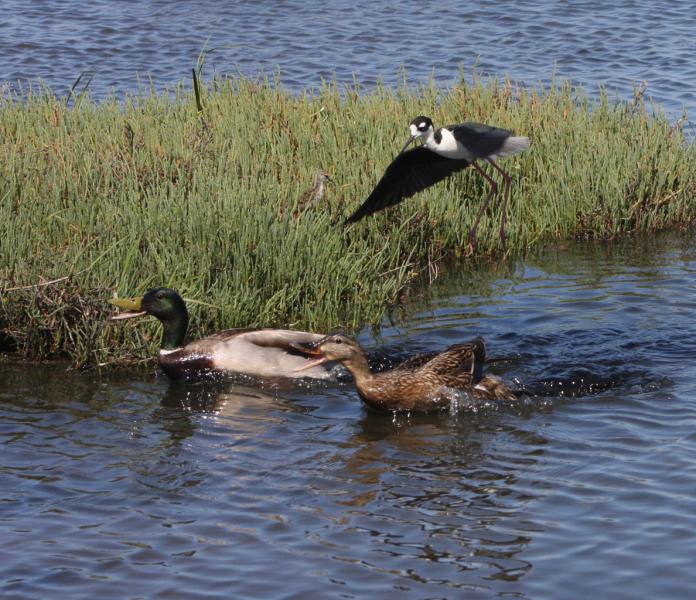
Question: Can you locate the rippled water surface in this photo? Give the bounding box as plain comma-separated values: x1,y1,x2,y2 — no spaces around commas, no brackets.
2,234,696,598
2,0,695,115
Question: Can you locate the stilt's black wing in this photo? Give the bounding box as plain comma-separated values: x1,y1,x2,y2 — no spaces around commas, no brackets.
345,147,471,224
449,123,511,159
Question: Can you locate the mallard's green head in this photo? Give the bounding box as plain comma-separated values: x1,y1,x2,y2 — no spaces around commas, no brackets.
110,287,189,349
140,287,188,323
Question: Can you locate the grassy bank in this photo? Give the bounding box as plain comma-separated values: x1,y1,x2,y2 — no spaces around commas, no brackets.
1,73,695,367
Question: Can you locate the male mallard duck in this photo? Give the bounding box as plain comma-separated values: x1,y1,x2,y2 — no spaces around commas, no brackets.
295,334,516,412
109,287,335,380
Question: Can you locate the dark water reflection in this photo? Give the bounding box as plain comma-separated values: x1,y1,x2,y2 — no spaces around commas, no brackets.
2,234,696,598
2,0,695,117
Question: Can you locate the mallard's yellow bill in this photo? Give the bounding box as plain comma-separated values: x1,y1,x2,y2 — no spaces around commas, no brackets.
109,296,146,320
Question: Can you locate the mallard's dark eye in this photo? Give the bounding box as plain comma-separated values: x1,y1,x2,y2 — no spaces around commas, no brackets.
156,291,165,300
335,337,343,344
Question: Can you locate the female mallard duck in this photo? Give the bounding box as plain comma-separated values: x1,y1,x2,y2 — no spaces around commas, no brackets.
109,287,335,380
295,334,516,412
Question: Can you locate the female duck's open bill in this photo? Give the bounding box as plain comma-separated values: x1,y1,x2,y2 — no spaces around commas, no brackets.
289,336,331,372
294,354,329,373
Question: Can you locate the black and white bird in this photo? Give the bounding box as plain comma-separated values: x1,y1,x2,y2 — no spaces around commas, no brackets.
346,116,530,249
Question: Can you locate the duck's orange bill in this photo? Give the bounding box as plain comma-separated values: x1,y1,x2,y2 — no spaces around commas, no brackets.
109,296,146,320
293,354,329,372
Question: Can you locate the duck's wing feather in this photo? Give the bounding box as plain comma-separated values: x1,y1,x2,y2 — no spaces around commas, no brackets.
418,338,486,381
233,329,327,352
390,351,439,372
187,329,325,352
346,147,471,223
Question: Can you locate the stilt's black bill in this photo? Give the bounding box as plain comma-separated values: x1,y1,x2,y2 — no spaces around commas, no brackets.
398,135,417,156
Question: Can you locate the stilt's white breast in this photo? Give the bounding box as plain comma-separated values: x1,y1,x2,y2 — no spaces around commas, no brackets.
426,128,474,160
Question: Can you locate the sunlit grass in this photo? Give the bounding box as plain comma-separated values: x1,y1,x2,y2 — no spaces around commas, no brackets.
1,72,694,366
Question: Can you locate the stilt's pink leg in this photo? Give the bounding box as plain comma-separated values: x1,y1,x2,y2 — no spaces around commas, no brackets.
486,158,512,247
468,161,498,252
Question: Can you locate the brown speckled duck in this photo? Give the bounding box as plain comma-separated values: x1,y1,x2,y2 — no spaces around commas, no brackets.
109,287,335,380
295,334,516,412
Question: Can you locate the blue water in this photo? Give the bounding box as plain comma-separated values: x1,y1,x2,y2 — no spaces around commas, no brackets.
2,2,696,598
2,235,696,598
1,0,695,117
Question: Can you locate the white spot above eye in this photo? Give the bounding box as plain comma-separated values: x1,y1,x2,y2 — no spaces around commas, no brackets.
419,121,427,129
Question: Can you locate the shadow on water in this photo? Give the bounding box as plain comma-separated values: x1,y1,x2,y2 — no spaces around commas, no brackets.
0,358,550,593
150,378,314,445
2,233,696,598
297,405,547,588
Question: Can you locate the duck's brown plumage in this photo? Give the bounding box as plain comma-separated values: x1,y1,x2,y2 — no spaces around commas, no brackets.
296,334,517,412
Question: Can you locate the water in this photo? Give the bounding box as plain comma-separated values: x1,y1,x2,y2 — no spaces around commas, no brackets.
2,234,696,598
2,0,695,117
3,2,696,596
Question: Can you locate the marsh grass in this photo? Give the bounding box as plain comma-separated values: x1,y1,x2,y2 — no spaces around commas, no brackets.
1,72,695,367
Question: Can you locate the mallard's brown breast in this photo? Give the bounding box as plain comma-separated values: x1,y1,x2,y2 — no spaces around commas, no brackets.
158,348,217,380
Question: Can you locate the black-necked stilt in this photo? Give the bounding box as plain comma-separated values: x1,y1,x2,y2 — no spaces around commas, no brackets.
346,116,530,250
